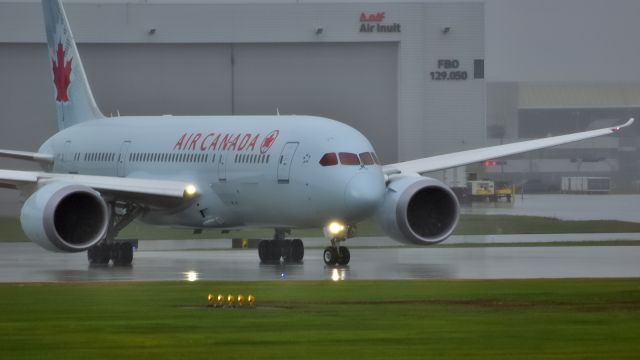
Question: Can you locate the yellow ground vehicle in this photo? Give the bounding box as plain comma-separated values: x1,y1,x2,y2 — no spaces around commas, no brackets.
468,180,514,202
494,181,515,202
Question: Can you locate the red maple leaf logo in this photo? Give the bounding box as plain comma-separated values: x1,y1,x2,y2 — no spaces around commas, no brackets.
52,43,72,102
260,130,279,153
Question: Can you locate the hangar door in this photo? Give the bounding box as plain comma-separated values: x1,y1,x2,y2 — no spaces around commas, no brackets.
232,43,398,163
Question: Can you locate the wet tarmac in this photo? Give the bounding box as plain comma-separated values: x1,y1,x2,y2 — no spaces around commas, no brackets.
463,194,640,222
1,240,639,282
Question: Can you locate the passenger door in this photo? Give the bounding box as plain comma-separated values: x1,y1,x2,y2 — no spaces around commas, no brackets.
277,142,299,184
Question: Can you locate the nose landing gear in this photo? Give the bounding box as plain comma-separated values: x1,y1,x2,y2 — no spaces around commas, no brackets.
323,237,351,265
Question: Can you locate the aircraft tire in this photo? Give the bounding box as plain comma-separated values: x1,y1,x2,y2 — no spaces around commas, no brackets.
87,244,110,265
323,247,338,265
269,240,282,262
291,239,304,262
112,243,133,266
258,240,269,262
336,247,350,266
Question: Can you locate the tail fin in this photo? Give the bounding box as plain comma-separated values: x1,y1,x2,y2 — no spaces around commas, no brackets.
42,0,103,130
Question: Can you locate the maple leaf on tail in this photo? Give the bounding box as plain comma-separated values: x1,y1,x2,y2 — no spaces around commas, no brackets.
52,43,72,102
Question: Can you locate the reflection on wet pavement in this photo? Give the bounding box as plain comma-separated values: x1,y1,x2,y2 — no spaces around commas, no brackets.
0,241,639,283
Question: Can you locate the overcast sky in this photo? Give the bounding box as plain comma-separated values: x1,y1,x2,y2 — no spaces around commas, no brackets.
486,0,640,83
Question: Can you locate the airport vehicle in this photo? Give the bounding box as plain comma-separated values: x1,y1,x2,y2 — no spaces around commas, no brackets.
0,0,633,266
467,180,514,202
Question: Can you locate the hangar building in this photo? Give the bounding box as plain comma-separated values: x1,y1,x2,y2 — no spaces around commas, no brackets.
0,0,638,215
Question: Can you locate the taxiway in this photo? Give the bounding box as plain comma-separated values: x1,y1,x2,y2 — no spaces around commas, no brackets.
0,239,639,282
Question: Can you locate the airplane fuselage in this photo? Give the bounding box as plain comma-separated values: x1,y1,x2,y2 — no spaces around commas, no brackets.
40,115,386,230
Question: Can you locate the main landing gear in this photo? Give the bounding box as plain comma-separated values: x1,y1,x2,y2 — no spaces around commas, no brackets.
87,242,136,266
323,237,351,266
87,202,142,266
258,229,304,263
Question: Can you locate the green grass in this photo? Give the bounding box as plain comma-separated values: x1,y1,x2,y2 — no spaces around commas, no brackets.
1,215,640,242
0,279,639,359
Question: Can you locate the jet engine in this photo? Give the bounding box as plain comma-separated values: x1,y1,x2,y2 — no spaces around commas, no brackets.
20,182,109,252
378,176,459,245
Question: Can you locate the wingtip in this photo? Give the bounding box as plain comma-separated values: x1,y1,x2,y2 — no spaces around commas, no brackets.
611,118,634,132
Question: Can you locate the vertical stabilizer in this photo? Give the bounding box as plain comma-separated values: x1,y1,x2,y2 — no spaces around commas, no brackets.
42,0,103,130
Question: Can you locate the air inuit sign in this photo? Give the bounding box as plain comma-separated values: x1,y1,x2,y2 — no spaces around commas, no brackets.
359,12,401,33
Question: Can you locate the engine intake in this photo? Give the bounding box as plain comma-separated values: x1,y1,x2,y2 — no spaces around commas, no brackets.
378,176,460,245
20,183,109,252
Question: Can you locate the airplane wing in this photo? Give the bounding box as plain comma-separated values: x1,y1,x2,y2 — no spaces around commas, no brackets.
383,118,634,176
0,169,193,199
0,149,54,163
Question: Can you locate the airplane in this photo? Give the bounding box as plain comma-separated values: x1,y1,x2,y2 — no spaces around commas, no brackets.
0,0,633,267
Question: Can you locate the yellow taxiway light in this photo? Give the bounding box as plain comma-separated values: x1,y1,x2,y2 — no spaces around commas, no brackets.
227,294,236,307
327,221,345,235
247,294,255,306
237,295,245,306
184,184,198,197
207,293,214,307
216,294,225,307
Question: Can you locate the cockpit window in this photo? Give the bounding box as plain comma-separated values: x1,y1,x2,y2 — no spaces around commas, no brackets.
359,152,375,165
371,152,381,165
339,152,360,165
319,152,338,166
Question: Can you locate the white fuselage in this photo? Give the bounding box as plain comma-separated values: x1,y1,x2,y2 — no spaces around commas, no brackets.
40,115,386,230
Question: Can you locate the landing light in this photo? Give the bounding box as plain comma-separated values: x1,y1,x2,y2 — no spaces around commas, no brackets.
184,184,197,197
327,221,345,235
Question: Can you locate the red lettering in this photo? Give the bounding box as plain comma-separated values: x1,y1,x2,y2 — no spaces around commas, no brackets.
227,134,241,151
183,133,194,151
200,133,215,151
188,133,201,151
174,133,187,150
247,134,259,151
220,133,233,150
360,12,385,22
237,134,252,151
208,133,221,151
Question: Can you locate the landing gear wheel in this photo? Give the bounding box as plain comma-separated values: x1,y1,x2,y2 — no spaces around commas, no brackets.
258,240,269,262
112,243,133,266
323,247,338,265
290,239,304,263
269,240,282,262
336,246,350,266
87,244,110,265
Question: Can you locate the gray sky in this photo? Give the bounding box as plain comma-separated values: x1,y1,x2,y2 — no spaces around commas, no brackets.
486,0,640,82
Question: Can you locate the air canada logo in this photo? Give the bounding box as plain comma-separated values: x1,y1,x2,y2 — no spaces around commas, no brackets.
260,130,279,154
52,42,72,102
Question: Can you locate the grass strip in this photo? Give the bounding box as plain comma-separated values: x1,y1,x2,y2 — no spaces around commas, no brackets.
0,279,639,359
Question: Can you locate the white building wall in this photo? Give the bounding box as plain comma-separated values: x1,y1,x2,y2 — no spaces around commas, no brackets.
0,1,486,214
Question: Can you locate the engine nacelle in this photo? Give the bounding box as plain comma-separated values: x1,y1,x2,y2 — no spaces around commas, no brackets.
377,176,460,245
20,183,109,252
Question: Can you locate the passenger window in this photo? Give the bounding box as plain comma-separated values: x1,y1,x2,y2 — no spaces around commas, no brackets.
359,152,375,165
339,152,360,166
319,153,338,166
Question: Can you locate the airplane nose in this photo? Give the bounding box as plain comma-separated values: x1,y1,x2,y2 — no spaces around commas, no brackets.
344,173,385,218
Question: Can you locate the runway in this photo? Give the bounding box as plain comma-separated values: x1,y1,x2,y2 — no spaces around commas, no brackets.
1,240,639,282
